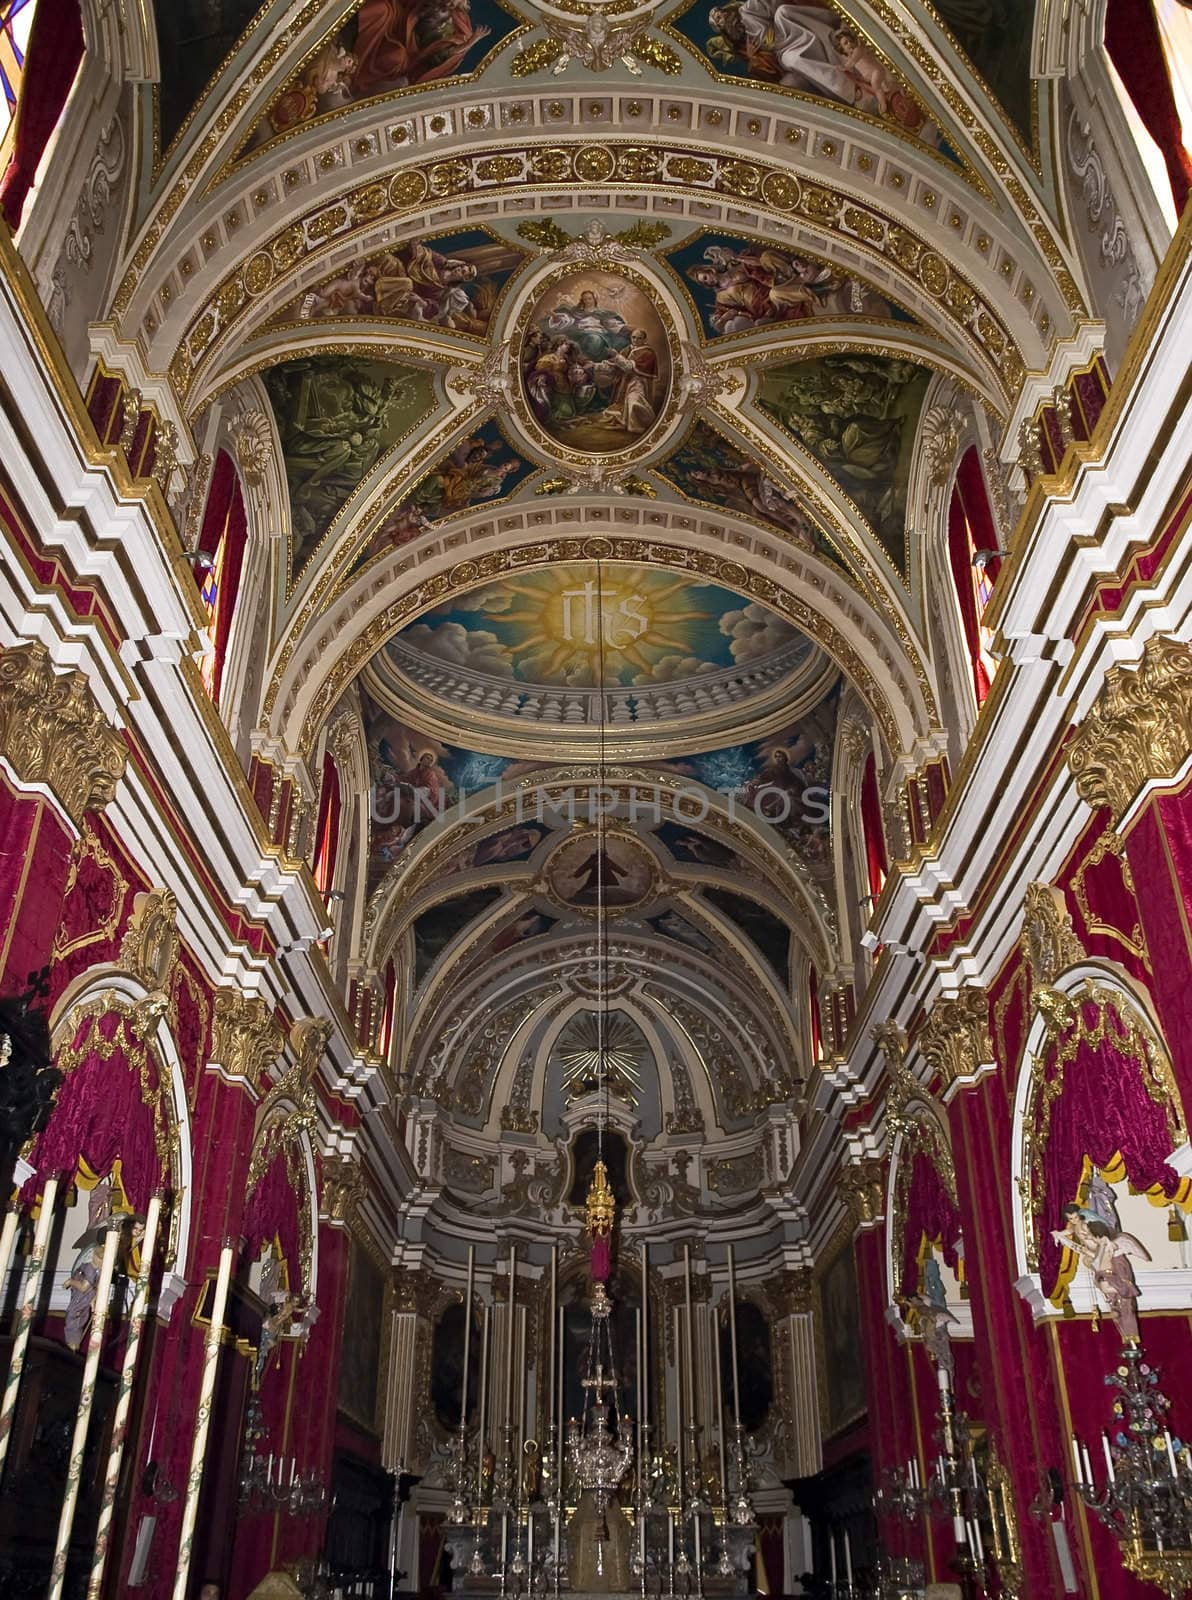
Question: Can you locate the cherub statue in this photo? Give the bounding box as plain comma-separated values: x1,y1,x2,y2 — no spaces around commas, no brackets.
1052,1174,1151,1341
907,1257,961,1379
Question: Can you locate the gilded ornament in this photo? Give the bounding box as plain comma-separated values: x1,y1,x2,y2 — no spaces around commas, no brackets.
920,406,962,490
1067,636,1192,823
510,36,566,73
118,889,180,990
243,252,274,294
839,1157,885,1228
118,390,143,456
211,989,283,1086
320,1154,367,1226
151,421,180,494
917,986,993,1093
1019,882,1083,990
389,170,430,208
230,409,274,488
574,144,616,181
0,642,125,826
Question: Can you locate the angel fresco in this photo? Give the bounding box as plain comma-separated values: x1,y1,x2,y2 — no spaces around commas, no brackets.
662,422,820,550
1052,1174,1152,1342
285,233,522,338
354,427,531,568
681,241,898,336
697,0,944,150
242,0,514,152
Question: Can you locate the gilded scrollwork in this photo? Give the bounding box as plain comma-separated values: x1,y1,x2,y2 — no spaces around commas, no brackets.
1067,636,1192,823
211,989,284,1087
117,888,180,991
0,642,126,826
1019,881,1083,992
838,1156,885,1229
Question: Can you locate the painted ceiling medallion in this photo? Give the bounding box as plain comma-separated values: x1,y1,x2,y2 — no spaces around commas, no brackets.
514,262,678,462
541,828,661,917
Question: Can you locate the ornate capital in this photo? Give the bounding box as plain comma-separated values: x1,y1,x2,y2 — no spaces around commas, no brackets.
393,1267,441,1316
326,712,360,767
1067,636,1192,821
211,989,283,1086
118,888,179,989
1020,882,1083,989
0,642,125,825
918,986,994,1093
320,1154,366,1227
762,1267,814,1317
839,1157,886,1229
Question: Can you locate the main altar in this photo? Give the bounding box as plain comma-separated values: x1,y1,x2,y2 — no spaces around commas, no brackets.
435,1164,759,1597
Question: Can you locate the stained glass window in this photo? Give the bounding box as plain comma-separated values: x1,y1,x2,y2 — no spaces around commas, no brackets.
0,0,37,152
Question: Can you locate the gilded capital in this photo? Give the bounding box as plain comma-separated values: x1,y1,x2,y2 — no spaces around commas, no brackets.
1020,882,1083,989
211,989,283,1086
762,1267,814,1316
839,1157,886,1229
918,986,993,1092
1067,636,1192,821
0,641,125,826
320,1154,367,1227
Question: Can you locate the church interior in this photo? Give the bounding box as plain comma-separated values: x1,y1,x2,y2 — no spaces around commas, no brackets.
1,0,1192,1595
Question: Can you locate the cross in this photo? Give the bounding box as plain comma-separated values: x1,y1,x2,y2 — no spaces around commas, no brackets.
581,1362,616,1401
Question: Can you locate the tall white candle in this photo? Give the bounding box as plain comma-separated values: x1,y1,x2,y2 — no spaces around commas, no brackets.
844,1530,853,1586
635,1307,643,1427
505,1243,518,1434
726,1244,741,1434
683,1244,696,1429
1102,1431,1115,1484
477,1303,490,1502
641,1241,649,1436
549,1243,557,1435
460,1245,475,1433
1071,1435,1082,1482
829,1532,837,1585
713,1311,727,1508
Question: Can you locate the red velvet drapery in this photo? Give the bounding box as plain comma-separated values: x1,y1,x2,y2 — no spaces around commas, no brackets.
860,752,888,903
1105,0,1192,214
0,0,84,228
1037,996,1182,1294
900,1148,963,1298
311,750,341,895
22,1007,168,1209
947,447,1000,707
201,450,249,707
242,1144,303,1295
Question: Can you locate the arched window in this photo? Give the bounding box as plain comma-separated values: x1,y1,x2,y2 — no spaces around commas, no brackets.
196,451,249,706
311,751,342,897
1105,0,1192,218
860,751,888,905
946,447,1001,707
377,957,396,1061
0,0,84,229
807,963,822,1061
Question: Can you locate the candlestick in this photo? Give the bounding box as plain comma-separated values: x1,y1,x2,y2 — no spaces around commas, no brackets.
830,1531,837,1586
87,1193,164,1600
844,1530,853,1586
506,1243,518,1431
461,1245,475,1433
549,1244,557,1422
49,1217,125,1600
682,1244,696,1434
478,1303,490,1503
635,1307,643,1434
173,1240,235,1600
641,1241,649,1438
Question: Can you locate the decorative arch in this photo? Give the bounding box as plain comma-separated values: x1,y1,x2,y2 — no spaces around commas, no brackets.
1010,952,1191,1319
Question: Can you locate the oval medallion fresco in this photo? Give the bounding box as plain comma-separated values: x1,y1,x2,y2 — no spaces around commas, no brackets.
519,269,672,455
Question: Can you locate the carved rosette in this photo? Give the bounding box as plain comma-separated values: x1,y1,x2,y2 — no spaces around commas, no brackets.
839,1157,886,1230
918,987,994,1093
0,642,125,826
211,989,283,1086
1067,636,1192,821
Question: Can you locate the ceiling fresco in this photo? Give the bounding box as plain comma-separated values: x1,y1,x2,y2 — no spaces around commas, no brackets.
667,0,958,159
756,354,933,577
411,885,505,984
271,230,529,338
520,268,673,455
261,355,435,574
659,420,843,565
236,0,521,159
386,563,814,689
352,421,537,571
700,884,793,986
930,0,1036,141
663,231,915,340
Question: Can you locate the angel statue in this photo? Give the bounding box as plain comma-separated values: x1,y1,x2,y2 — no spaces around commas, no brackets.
907,1257,960,1380
1052,1173,1152,1341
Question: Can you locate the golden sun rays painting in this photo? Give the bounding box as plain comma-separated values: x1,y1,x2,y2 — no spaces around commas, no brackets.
387,563,812,689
